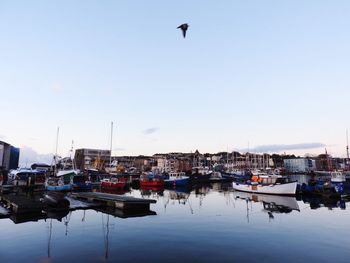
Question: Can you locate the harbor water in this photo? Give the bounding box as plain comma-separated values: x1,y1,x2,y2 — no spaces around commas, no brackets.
0,182,349,263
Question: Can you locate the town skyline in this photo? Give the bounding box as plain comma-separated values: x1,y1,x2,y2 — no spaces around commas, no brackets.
16,140,348,166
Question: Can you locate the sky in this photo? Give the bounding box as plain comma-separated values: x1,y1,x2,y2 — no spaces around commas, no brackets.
0,0,349,163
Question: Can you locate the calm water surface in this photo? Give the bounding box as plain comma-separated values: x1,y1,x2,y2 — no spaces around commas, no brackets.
0,182,349,263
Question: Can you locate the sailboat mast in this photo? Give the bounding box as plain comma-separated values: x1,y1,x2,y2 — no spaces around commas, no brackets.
226,146,229,169
70,140,75,170
346,129,349,160
54,127,59,176
110,122,113,166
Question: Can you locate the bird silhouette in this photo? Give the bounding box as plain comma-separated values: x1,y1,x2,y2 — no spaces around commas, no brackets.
177,23,189,38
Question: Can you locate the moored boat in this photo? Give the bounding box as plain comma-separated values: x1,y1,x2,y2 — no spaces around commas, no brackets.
8,168,46,187
45,178,72,191
45,170,75,191
140,173,165,187
164,172,189,187
101,177,127,190
73,174,92,191
189,167,213,183
232,175,297,196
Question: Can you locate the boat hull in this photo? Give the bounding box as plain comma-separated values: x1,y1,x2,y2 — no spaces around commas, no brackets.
101,181,126,190
140,180,164,187
232,181,297,196
165,177,189,187
73,183,93,191
46,184,72,191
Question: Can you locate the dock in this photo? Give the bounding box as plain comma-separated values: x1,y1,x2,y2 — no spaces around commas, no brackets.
0,194,43,214
71,192,156,211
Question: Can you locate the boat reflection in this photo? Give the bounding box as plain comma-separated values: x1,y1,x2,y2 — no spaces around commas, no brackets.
99,187,130,195
163,188,193,214
300,195,347,210
96,207,157,218
6,209,70,224
140,186,164,197
233,191,300,221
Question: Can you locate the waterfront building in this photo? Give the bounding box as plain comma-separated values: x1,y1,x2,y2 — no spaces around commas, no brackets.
315,154,336,171
0,140,19,171
284,158,316,173
157,157,179,173
133,156,156,172
74,148,111,171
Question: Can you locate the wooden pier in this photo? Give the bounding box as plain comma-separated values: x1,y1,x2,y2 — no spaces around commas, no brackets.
71,192,156,211
0,194,43,214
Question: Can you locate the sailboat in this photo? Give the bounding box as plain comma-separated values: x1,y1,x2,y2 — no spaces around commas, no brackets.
45,128,73,191
101,122,128,191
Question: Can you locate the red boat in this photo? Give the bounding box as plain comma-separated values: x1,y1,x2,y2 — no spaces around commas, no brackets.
101,177,127,190
139,178,165,187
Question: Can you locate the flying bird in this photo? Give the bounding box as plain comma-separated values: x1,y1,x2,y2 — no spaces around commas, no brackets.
177,23,189,38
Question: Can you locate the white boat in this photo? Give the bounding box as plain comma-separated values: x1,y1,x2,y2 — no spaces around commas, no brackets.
232,175,297,196
314,170,346,183
330,171,346,183
8,168,46,186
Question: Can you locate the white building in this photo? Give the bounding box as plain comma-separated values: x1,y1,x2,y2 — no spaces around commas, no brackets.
284,158,316,173
156,157,179,173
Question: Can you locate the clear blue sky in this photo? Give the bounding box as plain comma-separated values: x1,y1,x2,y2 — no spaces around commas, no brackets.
0,0,349,160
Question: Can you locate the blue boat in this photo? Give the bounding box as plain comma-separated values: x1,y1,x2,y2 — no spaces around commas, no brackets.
165,173,190,187
73,175,92,191
45,170,75,192
46,183,72,191
220,171,250,182
298,178,344,196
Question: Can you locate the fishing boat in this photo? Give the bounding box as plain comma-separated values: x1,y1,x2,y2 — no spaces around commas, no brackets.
232,174,298,196
45,128,74,191
220,170,250,181
189,167,213,183
73,174,92,191
330,171,346,183
164,172,189,187
45,170,75,191
299,177,344,196
8,168,46,186
140,173,165,187
101,177,127,190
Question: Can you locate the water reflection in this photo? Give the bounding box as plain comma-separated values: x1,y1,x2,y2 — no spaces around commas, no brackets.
233,191,300,222
140,186,165,198
300,195,346,210
1,184,350,263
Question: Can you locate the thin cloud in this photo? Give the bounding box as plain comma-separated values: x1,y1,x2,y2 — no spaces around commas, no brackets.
239,143,326,153
113,147,126,151
142,127,159,135
0,134,6,140
51,83,64,93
